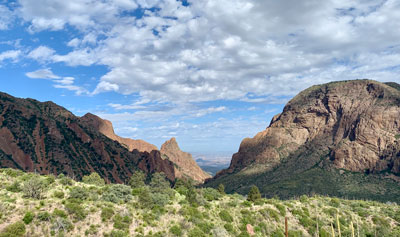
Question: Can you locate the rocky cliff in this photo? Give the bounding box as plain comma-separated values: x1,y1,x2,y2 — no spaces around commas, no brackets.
160,138,211,183
0,92,176,182
80,113,158,153
207,80,400,202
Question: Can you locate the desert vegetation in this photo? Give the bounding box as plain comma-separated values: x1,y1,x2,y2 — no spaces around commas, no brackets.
0,168,399,237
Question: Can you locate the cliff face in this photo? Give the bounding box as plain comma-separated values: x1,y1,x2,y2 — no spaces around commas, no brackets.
80,113,158,153
0,92,176,182
208,80,400,202
224,80,400,175
160,138,211,183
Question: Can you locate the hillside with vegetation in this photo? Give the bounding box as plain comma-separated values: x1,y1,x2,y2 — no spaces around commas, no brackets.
206,80,400,202
0,168,399,237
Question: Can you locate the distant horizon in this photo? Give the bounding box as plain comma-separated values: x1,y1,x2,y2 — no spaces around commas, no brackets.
1,1,400,155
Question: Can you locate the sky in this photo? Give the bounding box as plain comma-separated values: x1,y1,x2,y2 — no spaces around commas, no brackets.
1,0,400,158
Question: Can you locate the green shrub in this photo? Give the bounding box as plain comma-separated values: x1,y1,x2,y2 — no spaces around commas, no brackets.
6,181,22,192
260,208,280,222
0,221,26,237
224,223,234,233
58,174,73,186
169,225,182,236
51,217,73,233
53,190,65,199
22,175,45,199
188,227,206,237
275,203,286,216
128,170,146,189
247,185,261,202
82,172,105,186
101,207,115,222
23,211,34,224
53,208,68,218
64,201,87,221
102,184,132,204
202,188,222,201
217,184,225,194
219,210,233,222
106,229,128,237
37,211,51,222
330,198,340,207
300,195,308,203
1,168,24,177
45,175,56,185
69,186,89,200
151,193,170,207
113,214,132,231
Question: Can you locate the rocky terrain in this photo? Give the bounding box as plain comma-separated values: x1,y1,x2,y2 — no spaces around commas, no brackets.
161,138,211,183
207,80,400,202
0,92,176,183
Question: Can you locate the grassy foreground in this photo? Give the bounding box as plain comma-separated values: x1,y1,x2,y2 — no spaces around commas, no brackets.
0,168,399,237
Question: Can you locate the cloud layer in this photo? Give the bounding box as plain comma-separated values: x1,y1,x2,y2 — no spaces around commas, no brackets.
11,0,400,104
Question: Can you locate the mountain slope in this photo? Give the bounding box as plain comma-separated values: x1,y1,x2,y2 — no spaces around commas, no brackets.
206,80,400,202
160,138,211,182
0,92,176,183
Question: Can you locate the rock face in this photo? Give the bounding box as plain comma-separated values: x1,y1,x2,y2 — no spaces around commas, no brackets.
161,138,211,183
0,92,176,182
80,113,158,153
208,80,400,202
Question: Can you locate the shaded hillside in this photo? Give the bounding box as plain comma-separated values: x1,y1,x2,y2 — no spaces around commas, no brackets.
0,92,175,183
206,80,400,202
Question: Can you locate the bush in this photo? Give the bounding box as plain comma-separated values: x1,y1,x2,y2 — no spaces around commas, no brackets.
247,185,261,202
58,174,73,186
82,172,105,186
113,214,132,231
102,184,132,204
69,186,89,200
51,217,73,233
151,193,170,207
101,207,115,222
37,211,51,222
150,172,171,194
6,181,22,192
202,188,222,201
0,221,26,237
219,210,233,222
64,201,87,221
217,184,225,194
53,190,65,199
53,209,68,218
129,170,146,188
169,225,182,236
23,211,34,224
188,227,206,237
22,175,45,199
106,229,128,237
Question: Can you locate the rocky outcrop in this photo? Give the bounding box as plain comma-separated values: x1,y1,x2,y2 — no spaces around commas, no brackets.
80,113,158,153
0,92,176,183
161,138,211,183
219,80,400,176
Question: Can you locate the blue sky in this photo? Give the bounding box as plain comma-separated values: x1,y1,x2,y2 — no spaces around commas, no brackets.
1,0,400,158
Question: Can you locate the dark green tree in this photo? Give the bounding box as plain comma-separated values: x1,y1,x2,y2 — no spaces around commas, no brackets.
217,184,225,194
247,185,261,202
128,170,146,189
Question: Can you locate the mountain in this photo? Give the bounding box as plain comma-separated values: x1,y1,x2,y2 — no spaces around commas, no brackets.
206,80,400,202
0,92,176,183
80,113,210,183
80,113,158,153
160,138,211,182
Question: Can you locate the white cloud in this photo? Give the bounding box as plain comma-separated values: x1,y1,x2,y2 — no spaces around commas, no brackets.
25,68,60,79
27,46,55,62
15,0,400,105
0,50,21,62
25,68,88,95
0,5,14,30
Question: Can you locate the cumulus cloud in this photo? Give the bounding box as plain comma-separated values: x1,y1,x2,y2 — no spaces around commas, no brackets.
0,5,14,30
27,46,55,62
0,50,21,63
26,68,88,95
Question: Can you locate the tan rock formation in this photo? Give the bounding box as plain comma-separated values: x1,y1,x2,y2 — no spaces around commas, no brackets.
80,113,158,153
161,138,211,183
222,80,400,176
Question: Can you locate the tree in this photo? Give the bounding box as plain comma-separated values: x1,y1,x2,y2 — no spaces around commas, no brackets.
22,175,45,199
247,185,261,202
128,170,146,189
150,172,170,193
217,184,225,194
82,172,105,186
